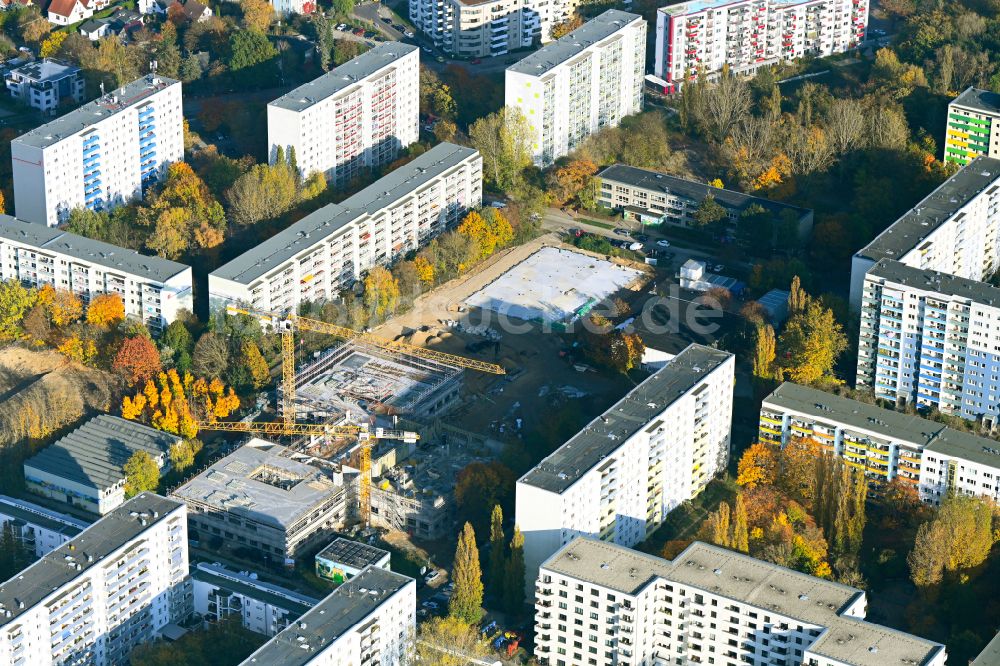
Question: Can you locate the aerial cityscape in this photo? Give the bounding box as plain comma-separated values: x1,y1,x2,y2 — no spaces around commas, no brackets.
0,0,997,662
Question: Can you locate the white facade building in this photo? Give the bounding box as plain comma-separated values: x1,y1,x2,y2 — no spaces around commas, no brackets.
534,538,947,666
516,344,734,596
4,59,85,113
0,494,190,666
240,566,415,666
11,74,183,227
0,214,193,332
410,0,537,58
506,10,646,166
267,43,419,189
654,0,867,92
0,495,89,558
208,142,482,313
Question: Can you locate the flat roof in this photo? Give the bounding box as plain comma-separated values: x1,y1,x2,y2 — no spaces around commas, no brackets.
866,259,1000,306
210,142,478,286
24,415,181,492
856,156,1000,264
192,562,318,618
0,493,182,625
316,537,389,570
951,87,1000,116
241,566,413,666
13,74,180,150
972,631,1000,666
543,539,944,666
7,58,80,82
924,427,1000,469
0,215,191,283
508,10,642,76
0,494,89,538
170,440,344,531
600,164,810,218
519,344,732,494
270,42,417,112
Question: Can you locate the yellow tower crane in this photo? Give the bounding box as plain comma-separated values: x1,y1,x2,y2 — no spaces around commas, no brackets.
197,306,505,525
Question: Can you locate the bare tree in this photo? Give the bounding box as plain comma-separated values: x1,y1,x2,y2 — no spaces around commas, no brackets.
864,98,910,150
825,98,867,157
785,124,835,175
704,73,752,142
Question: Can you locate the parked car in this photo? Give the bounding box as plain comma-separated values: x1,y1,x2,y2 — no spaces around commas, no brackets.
382,16,392,23
471,58,481,64
634,233,649,242
614,227,631,237
393,23,405,31
713,263,725,272
627,241,644,251
421,601,439,610
436,55,445,62
353,27,365,35
404,29,415,37
656,239,671,248
490,201,507,209
421,46,433,53
336,23,347,30
424,570,441,583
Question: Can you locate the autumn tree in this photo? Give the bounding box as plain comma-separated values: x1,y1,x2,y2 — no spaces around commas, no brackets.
139,163,226,259
706,501,732,548
908,494,997,587
813,455,866,559
123,450,159,498
86,293,125,327
457,209,514,260
736,442,778,490
113,336,163,385
416,617,490,665
240,0,274,32
413,256,434,284
469,107,533,192
39,286,82,327
241,340,270,390
778,299,847,385
487,504,506,593
122,370,240,439
193,332,229,378
433,119,457,143
450,522,484,624
226,162,298,226
732,493,749,553
546,157,598,205
550,13,583,38
169,439,202,472
363,266,401,322
751,323,776,381
788,275,808,315
503,526,525,614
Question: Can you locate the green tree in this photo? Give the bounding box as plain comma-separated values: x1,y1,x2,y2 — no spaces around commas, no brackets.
0,522,30,582
169,440,201,472
503,526,525,614
469,106,533,193
454,461,515,537
692,194,729,230
0,279,36,340
123,450,159,498
226,162,298,225
312,11,332,71
228,30,278,71
449,522,484,624
162,320,194,372
487,504,505,593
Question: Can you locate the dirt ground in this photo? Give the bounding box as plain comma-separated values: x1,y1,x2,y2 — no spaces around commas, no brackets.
372,234,652,436
0,346,117,446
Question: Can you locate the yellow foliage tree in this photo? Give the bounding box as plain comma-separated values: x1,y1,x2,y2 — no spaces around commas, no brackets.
56,336,96,365
413,256,435,284
39,286,83,327
39,32,67,58
121,370,239,437
736,442,778,490
122,394,147,420
86,293,126,327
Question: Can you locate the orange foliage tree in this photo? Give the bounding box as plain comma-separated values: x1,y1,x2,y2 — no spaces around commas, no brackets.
113,336,163,386
121,369,240,438
38,285,83,327
735,442,778,490
86,293,126,327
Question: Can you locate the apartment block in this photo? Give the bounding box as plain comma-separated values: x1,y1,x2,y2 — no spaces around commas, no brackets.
533,538,946,666
208,143,482,313
849,156,1000,309
597,163,813,238
0,214,193,331
12,74,183,227
516,344,734,596
191,562,319,637
0,494,190,666
506,10,646,166
240,566,415,666
654,0,866,92
267,43,419,188
944,87,1000,166
0,494,89,558
4,59,85,113
411,0,534,58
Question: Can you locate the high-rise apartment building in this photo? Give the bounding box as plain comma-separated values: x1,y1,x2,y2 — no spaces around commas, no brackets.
11,74,183,227
0,215,193,332
240,566,415,666
654,0,866,92
208,142,481,313
0,494,190,666
267,43,419,189
505,10,646,166
533,538,946,666
944,87,1000,166
516,344,734,596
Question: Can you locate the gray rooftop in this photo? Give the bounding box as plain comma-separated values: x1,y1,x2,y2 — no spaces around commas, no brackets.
24,414,181,492
519,344,733,494
924,427,1000,469
13,74,180,150
316,537,389,570
543,539,945,666
0,493,182,625
951,87,1000,116
508,10,642,76
6,58,80,83
170,441,345,531
211,142,478,286
856,156,1000,264
0,214,191,283
0,494,90,538
866,258,1000,307
241,566,413,666
270,42,418,112
972,631,1000,666
192,562,318,619
599,164,810,219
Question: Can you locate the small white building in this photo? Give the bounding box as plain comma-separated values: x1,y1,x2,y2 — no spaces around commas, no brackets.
5,59,85,113
239,566,415,666
315,537,391,584
0,494,90,558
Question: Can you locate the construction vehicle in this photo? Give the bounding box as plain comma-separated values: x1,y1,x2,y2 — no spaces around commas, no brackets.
196,306,504,525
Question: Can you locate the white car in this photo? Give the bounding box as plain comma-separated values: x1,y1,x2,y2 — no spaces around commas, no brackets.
490,201,507,209
404,30,415,38
656,239,671,248
424,570,441,583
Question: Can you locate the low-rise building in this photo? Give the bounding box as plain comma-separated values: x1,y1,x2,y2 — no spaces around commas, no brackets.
315,537,391,584
191,562,319,637
516,344,734,596
0,214,194,332
944,87,1000,166
23,414,181,515
0,494,90,557
4,59,84,113
208,143,482,314
597,163,813,239
534,538,946,666
240,566,415,666
678,259,744,294
171,440,350,561
918,429,1000,505
0,494,190,666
